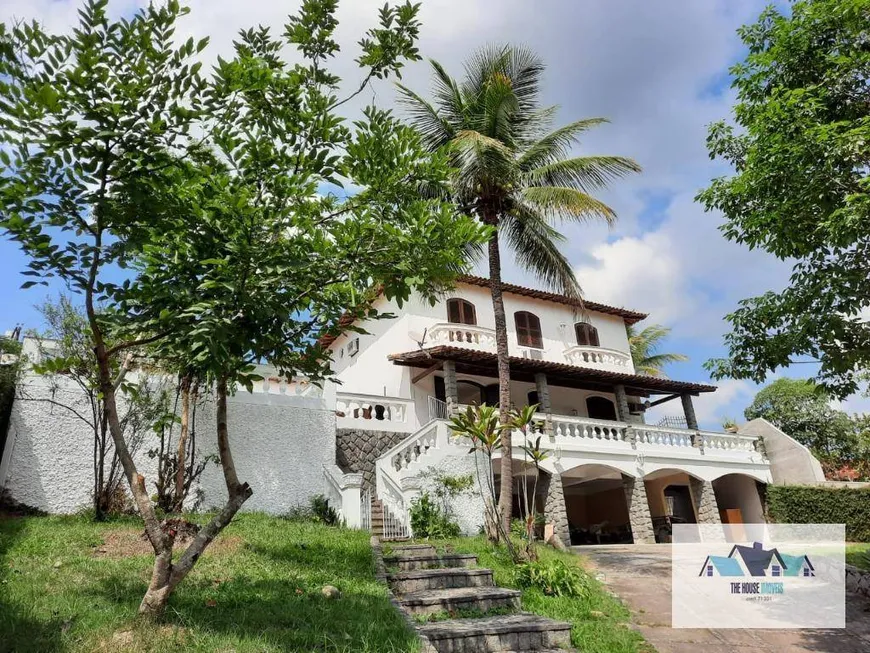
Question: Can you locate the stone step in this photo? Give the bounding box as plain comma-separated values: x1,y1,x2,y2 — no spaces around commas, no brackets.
399,586,521,616
385,553,477,571
417,613,573,652
388,544,437,557
388,567,493,593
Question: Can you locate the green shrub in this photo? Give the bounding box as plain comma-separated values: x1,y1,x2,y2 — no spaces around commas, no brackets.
766,485,870,541
409,492,460,538
311,494,340,526
513,559,589,598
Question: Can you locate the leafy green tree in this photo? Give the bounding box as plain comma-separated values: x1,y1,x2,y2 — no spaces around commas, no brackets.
0,0,487,615
699,0,870,398
399,46,640,531
744,378,859,463
627,323,688,377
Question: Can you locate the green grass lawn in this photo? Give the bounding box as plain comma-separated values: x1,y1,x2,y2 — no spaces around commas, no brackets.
396,536,651,653
846,543,870,570
0,513,420,653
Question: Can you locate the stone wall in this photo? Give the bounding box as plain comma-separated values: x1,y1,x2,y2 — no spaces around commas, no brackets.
336,428,406,491
541,472,570,547
690,477,722,525
623,475,655,544
846,564,870,600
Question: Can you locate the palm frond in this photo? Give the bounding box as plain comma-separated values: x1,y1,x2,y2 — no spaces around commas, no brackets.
395,82,454,149
520,186,617,225
429,59,466,124
502,206,582,300
525,156,642,193
517,118,610,171
628,324,688,377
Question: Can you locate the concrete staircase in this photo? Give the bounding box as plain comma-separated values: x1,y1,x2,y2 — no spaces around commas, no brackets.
385,544,575,653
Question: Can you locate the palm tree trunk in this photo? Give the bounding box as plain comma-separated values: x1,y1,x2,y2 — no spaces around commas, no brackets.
487,228,514,535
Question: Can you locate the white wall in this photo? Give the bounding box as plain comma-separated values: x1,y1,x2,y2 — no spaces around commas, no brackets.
1,373,336,515
738,418,825,485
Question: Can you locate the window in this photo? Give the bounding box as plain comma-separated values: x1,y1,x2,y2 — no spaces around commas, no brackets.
515,311,543,348
447,298,476,325
803,567,811,577
771,565,781,577
706,565,713,577
575,322,600,347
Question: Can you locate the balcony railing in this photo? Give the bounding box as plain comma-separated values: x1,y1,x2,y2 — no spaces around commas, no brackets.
335,392,416,432
427,322,497,350
562,345,632,371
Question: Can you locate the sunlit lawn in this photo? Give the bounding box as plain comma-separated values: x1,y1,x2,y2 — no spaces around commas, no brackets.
0,513,419,653
846,543,870,570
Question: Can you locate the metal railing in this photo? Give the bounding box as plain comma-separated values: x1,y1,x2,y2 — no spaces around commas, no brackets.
360,488,371,532
428,395,449,421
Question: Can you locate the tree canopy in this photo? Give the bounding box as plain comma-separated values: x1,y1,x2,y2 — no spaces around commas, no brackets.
699,0,870,398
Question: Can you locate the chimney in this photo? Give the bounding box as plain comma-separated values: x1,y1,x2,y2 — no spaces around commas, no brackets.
752,542,763,550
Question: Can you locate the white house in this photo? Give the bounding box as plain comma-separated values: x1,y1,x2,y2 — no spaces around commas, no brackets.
324,275,815,545
0,276,824,545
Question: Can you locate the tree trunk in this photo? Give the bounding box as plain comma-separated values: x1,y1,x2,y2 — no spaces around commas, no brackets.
487,228,514,535
174,374,192,512
138,376,252,616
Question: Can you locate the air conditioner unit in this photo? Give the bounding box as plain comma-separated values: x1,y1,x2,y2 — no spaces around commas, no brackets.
347,338,360,357
520,348,543,360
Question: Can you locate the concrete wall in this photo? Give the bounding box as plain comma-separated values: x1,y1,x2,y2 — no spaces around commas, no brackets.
712,474,765,523
738,418,825,485
1,373,336,515
416,451,488,536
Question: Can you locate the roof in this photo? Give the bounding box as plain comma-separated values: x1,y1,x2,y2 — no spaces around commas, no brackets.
387,346,717,396
729,543,787,577
700,555,744,577
456,275,648,324
779,553,814,576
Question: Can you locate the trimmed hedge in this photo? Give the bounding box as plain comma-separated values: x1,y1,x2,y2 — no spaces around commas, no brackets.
766,485,870,542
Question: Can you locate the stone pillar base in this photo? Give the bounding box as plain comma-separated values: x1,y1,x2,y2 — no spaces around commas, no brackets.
541,471,570,548
623,475,655,544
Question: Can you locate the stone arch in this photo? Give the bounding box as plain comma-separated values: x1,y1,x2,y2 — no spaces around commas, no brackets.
641,467,705,543
558,463,639,545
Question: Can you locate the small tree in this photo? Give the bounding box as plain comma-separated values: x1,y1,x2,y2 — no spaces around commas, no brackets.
1,0,487,615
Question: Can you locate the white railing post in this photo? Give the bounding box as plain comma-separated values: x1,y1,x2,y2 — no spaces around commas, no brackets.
340,474,364,529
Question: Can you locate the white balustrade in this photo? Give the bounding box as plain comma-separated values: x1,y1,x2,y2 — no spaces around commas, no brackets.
700,431,759,453
548,414,629,442
426,323,497,351
634,424,695,448
335,392,415,433
563,345,632,371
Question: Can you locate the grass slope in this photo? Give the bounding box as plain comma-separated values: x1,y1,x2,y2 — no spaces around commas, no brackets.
403,537,650,653
0,513,419,653
846,543,870,570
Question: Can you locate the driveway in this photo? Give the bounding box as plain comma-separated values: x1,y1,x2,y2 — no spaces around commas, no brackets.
576,544,870,653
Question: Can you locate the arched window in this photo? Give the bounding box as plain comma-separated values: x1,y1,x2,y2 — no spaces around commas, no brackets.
515,311,543,348
575,322,600,347
447,298,476,325
586,396,617,421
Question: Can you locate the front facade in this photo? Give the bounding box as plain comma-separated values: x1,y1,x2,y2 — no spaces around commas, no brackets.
328,276,777,545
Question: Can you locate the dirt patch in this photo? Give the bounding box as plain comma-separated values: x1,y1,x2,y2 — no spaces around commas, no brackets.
97,625,188,651
92,528,243,559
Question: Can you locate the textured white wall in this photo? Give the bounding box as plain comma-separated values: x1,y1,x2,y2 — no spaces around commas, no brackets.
417,451,489,536
2,373,336,515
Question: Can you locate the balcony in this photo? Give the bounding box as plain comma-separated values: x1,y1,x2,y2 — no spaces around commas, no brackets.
427,322,497,350
335,392,416,433
562,345,632,372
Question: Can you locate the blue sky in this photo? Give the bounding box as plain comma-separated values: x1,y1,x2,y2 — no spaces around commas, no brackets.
1,0,866,428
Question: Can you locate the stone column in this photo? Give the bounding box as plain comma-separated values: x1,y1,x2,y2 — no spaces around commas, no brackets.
541,471,570,548
614,384,636,446
681,393,699,430
534,372,553,436
443,360,458,414
623,475,656,544
690,477,723,528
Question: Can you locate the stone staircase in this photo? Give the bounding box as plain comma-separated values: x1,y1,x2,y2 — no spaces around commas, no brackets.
385,544,575,653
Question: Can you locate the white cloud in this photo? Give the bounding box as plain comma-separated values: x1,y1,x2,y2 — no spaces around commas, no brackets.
645,378,755,430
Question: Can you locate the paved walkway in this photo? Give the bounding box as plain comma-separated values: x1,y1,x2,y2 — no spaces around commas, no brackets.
576,544,870,653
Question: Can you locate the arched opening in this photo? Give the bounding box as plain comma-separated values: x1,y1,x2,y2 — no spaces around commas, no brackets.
712,473,766,539
586,396,617,421
457,380,485,406
643,468,700,543
446,298,476,325
575,322,600,347
514,311,543,349
562,464,633,545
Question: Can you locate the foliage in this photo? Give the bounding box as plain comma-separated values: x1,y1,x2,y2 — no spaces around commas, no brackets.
514,406,547,559
699,0,870,397
744,378,869,472
409,491,460,538
400,45,640,532
0,0,487,615
766,485,870,541
847,544,870,570
627,323,688,378
423,535,645,652
0,513,420,652
0,335,22,454
310,494,340,527
514,558,589,598
419,469,473,525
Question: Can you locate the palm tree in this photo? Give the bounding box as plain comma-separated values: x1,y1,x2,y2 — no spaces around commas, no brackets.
398,46,640,533
627,324,688,377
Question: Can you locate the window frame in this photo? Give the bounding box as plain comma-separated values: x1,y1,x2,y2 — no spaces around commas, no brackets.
447,298,477,326
575,322,600,347
514,311,543,349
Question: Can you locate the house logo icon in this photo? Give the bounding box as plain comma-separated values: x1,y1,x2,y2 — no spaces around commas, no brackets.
699,542,815,578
